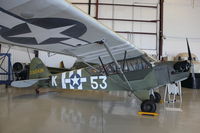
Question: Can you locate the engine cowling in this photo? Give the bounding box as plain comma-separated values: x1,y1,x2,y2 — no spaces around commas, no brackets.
174,61,190,72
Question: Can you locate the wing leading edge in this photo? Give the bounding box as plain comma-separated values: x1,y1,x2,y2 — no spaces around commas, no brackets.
0,0,144,64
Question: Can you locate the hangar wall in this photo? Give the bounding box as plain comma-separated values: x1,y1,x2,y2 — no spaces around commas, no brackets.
163,0,200,59
71,0,200,59
1,45,35,64
0,44,35,81
71,0,159,55
0,44,75,69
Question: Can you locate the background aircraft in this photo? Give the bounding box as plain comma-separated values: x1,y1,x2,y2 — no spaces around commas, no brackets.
175,39,200,89
0,0,190,112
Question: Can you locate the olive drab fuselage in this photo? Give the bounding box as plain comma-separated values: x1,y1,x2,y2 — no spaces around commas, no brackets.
48,61,189,101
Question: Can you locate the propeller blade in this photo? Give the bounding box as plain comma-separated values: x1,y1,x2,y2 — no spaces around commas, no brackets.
186,38,197,88
186,38,192,61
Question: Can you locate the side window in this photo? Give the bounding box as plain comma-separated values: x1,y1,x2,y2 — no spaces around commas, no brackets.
124,57,150,72
86,56,152,75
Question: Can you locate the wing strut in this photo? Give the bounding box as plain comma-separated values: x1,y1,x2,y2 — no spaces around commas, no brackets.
122,51,127,71
98,56,109,76
96,40,134,92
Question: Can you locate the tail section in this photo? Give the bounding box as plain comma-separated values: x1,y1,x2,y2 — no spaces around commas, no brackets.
29,57,51,79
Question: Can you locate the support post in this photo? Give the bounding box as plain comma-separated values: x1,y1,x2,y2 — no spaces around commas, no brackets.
95,0,99,19
34,50,39,58
159,0,164,60
88,0,91,15
7,54,11,83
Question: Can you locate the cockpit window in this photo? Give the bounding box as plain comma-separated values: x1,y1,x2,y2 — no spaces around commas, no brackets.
91,56,152,75
86,54,153,76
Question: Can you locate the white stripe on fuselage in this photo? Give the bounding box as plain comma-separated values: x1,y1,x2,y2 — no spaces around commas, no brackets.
61,70,87,90
52,69,108,90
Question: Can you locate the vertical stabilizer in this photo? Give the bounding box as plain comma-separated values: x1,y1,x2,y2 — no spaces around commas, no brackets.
29,58,51,79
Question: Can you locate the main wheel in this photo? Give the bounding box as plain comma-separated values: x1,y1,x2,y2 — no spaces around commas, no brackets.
141,100,156,113
154,92,161,103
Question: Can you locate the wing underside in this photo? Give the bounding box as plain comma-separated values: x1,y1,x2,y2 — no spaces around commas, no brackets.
0,0,144,64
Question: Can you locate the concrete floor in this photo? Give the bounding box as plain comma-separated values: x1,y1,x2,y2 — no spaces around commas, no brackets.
0,86,200,133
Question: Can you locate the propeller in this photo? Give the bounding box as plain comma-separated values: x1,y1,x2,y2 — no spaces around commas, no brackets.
186,38,192,62
186,38,197,88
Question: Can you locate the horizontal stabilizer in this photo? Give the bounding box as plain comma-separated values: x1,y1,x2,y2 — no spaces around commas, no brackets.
11,78,48,88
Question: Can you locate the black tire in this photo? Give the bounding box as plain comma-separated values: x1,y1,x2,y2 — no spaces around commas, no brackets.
154,92,161,103
141,100,156,113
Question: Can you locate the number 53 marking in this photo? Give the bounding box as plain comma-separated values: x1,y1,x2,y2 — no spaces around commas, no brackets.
90,76,107,90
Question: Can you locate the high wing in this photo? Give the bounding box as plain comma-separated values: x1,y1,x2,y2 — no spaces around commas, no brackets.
0,0,144,64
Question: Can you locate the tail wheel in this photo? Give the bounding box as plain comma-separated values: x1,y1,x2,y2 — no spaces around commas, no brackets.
35,88,40,95
154,92,161,103
141,100,156,113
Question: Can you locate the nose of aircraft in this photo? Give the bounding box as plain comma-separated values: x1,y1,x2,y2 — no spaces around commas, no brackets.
174,61,191,72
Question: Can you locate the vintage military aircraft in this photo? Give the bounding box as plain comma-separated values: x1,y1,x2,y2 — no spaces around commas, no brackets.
0,0,191,112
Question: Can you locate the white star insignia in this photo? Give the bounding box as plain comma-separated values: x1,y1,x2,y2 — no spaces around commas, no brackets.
71,75,80,86
10,23,75,44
